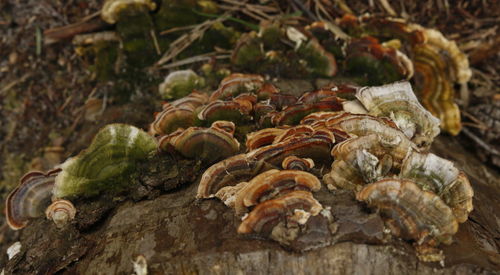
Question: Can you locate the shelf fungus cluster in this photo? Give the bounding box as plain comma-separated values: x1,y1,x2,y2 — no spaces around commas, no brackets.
338,15,472,135
181,76,474,261
5,173,77,230
5,124,157,230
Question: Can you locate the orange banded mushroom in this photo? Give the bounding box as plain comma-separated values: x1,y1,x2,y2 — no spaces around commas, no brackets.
5,169,60,230
356,179,458,245
238,190,323,234
233,169,321,215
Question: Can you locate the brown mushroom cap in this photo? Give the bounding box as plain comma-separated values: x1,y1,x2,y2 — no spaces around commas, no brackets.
356,178,458,245
324,133,412,191
247,130,334,167
149,106,195,136
160,121,240,163
5,169,60,230
196,154,277,199
399,151,473,223
281,156,315,171
45,199,77,228
209,73,264,101
237,190,323,234
245,128,286,151
233,169,321,215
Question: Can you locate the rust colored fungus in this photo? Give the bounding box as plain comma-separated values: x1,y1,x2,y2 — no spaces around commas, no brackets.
247,129,335,167
210,120,236,135
271,100,344,126
5,169,61,230
399,152,473,223
272,125,316,143
149,105,195,136
297,89,339,104
238,190,323,234
45,199,77,228
209,73,264,101
356,179,458,245
196,154,276,199
159,121,240,163
245,128,286,151
254,101,277,119
324,113,410,146
232,169,321,215
256,83,280,100
324,133,413,191
355,81,440,149
150,91,208,136
281,156,315,171
268,94,299,110
300,111,344,125
341,15,470,135
344,36,412,83
197,98,254,125
166,90,208,110
413,44,461,135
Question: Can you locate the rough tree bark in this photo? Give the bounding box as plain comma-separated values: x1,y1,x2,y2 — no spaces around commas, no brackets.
2,135,499,275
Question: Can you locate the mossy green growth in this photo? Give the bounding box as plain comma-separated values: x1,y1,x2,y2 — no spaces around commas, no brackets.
115,5,158,67
153,0,205,31
344,54,403,85
52,124,157,199
296,40,336,77
93,40,120,81
231,32,264,71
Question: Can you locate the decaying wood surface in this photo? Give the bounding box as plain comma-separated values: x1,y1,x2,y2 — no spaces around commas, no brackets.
2,135,499,274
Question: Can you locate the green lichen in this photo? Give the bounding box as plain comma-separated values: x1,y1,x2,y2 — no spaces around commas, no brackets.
52,124,157,199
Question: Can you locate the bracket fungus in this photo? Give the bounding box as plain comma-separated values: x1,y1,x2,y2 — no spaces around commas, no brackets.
400,152,473,223
324,133,412,191
158,121,240,163
281,156,315,171
344,36,412,85
101,0,156,24
158,70,204,100
355,81,440,149
197,98,253,125
338,15,471,135
5,169,60,230
52,124,157,199
356,179,458,245
150,91,208,136
196,154,277,199
45,199,77,228
227,169,321,215
237,190,323,234
209,73,264,101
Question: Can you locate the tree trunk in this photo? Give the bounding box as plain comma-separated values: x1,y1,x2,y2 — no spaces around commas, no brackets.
2,135,499,274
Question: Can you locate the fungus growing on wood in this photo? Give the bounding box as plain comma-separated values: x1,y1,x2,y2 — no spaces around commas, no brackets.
400,152,473,223
101,0,156,24
45,199,77,228
5,169,60,230
237,190,323,234
355,81,440,149
231,169,321,215
356,179,458,245
196,154,276,199
245,128,286,151
209,73,264,101
158,121,240,163
281,156,315,171
52,124,157,199
158,70,204,100
324,133,413,191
